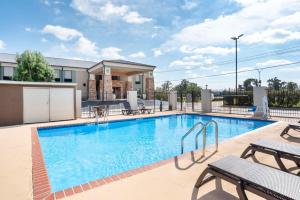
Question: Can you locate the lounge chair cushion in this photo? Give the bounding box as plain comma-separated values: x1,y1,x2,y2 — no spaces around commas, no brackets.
209,156,300,200
251,139,300,156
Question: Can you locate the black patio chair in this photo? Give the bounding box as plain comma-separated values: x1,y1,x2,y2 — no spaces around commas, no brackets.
241,139,300,174
121,101,138,115
138,102,152,114
194,155,300,200
281,121,300,137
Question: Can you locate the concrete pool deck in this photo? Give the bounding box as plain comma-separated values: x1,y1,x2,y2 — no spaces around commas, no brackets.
0,111,299,200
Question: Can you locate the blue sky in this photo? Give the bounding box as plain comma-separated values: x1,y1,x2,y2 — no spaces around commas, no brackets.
0,0,300,89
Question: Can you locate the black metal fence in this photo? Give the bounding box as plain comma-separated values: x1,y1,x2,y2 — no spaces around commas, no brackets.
81,89,300,120
267,89,300,118
211,90,253,115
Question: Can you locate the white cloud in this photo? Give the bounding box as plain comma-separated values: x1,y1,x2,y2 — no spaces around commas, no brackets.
0,40,5,49
162,0,300,51
182,54,204,61
100,47,125,60
244,29,300,44
123,11,152,24
42,0,50,6
152,48,163,57
233,0,266,7
278,66,300,72
256,59,292,67
42,24,98,57
42,25,82,41
180,45,236,55
169,60,202,67
53,1,64,5
129,51,146,58
151,33,157,38
99,1,128,20
41,38,48,42
25,27,32,32
271,12,300,30
59,43,69,52
71,0,152,24
54,8,61,15
74,36,98,56
181,0,198,10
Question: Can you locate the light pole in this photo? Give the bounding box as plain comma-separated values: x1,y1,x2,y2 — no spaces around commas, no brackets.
231,34,244,94
256,68,262,86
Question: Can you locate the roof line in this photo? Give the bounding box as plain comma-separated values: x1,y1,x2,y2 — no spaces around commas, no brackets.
103,60,156,68
0,52,97,63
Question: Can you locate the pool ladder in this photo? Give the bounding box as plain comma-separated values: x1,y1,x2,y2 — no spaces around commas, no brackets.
180,120,219,156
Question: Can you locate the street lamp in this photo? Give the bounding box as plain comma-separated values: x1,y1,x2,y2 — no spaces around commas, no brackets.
256,68,262,86
231,34,244,94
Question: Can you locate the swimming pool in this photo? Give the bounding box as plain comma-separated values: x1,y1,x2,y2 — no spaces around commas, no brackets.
37,114,273,192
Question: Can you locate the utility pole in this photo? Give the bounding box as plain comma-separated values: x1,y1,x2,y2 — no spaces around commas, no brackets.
231,34,244,94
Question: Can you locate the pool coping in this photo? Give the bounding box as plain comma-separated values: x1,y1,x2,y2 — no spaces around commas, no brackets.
31,113,276,199
37,113,276,131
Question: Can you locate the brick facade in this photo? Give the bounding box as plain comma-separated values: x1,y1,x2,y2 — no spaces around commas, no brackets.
88,80,97,100
103,75,113,100
146,77,154,100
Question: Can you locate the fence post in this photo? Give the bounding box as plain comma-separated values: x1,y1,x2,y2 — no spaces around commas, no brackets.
192,91,195,112
180,93,183,111
153,90,156,113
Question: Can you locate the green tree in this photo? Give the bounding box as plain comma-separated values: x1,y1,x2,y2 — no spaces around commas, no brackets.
174,79,189,95
285,82,298,91
174,79,201,98
267,77,285,90
161,81,173,92
14,50,54,82
243,78,259,91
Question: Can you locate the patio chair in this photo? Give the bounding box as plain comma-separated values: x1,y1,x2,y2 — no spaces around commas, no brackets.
281,121,300,137
241,139,300,174
194,155,300,200
121,102,138,115
138,102,152,114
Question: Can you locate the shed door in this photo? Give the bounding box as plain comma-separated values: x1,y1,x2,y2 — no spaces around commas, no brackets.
23,88,50,123
49,88,74,121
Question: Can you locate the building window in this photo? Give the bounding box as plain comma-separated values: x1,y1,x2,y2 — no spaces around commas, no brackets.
64,70,72,82
3,67,14,80
112,76,120,81
54,70,60,82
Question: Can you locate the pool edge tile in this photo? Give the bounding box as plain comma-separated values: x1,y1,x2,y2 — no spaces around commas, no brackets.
31,127,54,200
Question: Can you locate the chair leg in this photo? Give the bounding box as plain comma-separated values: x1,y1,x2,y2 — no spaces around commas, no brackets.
236,181,248,200
241,146,254,158
294,161,300,168
194,168,215,188
274,153,288,172
280,126,290,137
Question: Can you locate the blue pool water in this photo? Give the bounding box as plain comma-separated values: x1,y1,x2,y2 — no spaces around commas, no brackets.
38,114,273,192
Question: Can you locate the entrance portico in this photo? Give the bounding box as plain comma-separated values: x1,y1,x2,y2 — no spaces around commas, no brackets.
87,60,155,101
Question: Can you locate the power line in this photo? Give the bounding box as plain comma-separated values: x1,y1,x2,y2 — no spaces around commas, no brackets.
155,61,300,83
156,45,300,74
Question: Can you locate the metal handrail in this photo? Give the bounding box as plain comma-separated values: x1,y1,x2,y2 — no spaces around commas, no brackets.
195,120,219,155
181,121,205,154
181,120,219,155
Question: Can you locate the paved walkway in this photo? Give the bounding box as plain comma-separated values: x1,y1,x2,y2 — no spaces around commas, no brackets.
0,112,299,200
